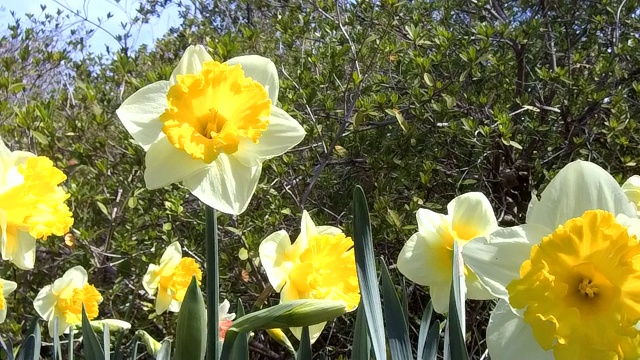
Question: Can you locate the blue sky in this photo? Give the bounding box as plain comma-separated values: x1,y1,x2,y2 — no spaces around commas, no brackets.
0,0,180,53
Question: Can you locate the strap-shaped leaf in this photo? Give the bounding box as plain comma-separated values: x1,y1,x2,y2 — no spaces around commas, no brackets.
156,340,172,360
296,327,312,360
230,299,249,360
352,186,386,360
175,276,207,360
81,304,105,360
0,335,14,360
417,301,434,359
445,242,468,360
351,302,370,360
380,258,412,360
422,320,441,360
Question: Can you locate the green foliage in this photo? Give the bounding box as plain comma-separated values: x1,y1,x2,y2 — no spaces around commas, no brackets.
175,277,207,360
1,0,639,358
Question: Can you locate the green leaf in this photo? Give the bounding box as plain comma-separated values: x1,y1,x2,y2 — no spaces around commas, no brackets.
351,302,370,360
16,335,35,360
220,300,346,359
445,242,468,360
0,335,14,360
230,300,249,360
81,304,105,360
417,301,434,358
423,73,434,86
175,276,207,360
443,94,456,109
103,324,110,360
386,109,409,133
296,327,312,360
53,317,61,360
129,335,138,360
156,340,172,360
422,320,441,360
68,327,74,360
352,186,386,360
380,258,412,360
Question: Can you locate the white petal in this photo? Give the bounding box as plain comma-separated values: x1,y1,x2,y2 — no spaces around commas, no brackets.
155,288,174,315
293,210,318,252
2,280,17,296
53,266,88,296
487,299,553,360
290,322,327,344
2,228,37,270
527,160,636,229
397,233,451,287
448,192,498,240
115,81,169,150
617,214,640,238
316,226,343,236
160,241,183,264
622,175,640,214
234,106,306,167
259,230,293,291
170,45,213,81
33,285,56,321
218,299,231,318
465,277,495,300
429,282,453,314
144,137,208,190
0,307,6,323
183,154,262,215
462,224,550,300
225,55,279,102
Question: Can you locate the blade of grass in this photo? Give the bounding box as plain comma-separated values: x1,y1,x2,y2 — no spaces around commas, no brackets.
380,258,412,360
352,186,386,360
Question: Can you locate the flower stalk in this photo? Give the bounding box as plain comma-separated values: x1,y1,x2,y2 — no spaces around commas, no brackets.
205,205,219,360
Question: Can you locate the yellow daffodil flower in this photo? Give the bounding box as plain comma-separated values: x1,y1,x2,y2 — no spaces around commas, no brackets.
143,241,203,314
218,299,235,341
463,161,640,360
0,139,73,269
0,278,17,323
259,210,360,343
116,45,306,215
397,192,498,313
622,175,640,215
33,266,103,335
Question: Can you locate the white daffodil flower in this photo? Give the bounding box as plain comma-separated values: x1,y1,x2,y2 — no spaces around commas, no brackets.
462,161,640,360
116,45,305,215
259,210,359,343
34,266,103,336
397,192,499,313
0,278,17,323
622,175,640,215
142,241,202,315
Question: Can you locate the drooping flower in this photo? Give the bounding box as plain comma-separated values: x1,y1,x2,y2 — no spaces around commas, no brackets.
116,45,306,215
143,241,203,314
218,299,235,341
0,139,74,269
0,278,17,323
463,161,640,360
259,210,360,343
397,192,498,313
622,175,640,215
33,266,103,335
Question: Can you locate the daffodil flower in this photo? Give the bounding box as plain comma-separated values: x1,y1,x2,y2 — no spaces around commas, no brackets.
396,192,498,313
622,175,640,215
143,241,203,314
116,45,306,215
218,299,235,341
259,210,360,343
33,266,103,335
463,161,640,360
0,139,73,269
0,278,17,323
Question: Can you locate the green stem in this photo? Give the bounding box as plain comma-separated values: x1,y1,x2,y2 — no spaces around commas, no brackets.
205,205,219,360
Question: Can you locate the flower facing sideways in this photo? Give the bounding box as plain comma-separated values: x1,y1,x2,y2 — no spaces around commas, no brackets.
463,161,640,360
397,192,498,313
143,241,203,314
0,278,17,323
622,175,640,215
0,139,73,269
116,45,306,215
259,210,360,343
33,266,103,335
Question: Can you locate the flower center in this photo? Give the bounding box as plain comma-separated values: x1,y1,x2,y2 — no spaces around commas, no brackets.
288,233,360,310
160,61,271,163
159,257,202,301
506,210,640,359
0,156,73,240
56,284,102,325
